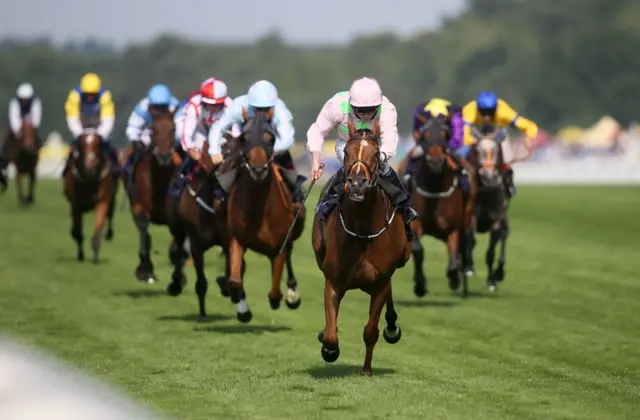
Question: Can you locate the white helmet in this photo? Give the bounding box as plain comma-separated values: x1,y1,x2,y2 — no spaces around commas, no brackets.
349,77,382,107
247,80,278,108
16,83,34,99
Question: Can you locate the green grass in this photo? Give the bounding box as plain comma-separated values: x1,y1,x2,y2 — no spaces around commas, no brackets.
1,181,639,420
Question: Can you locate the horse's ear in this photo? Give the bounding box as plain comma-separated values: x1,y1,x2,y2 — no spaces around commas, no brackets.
347,115,356,137
242,107,249,122
371,118,381,139
266,107,274,121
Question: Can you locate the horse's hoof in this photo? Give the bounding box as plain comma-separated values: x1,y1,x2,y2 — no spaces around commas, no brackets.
321,344,340,363
317,331,324,343
487,283,497,292
383,325,402,344
104,229,114,241
360,369,372,377
464,267,475,277
413,281,427,298
216,276,230,297
285,297,301,310
92,256,99,265
172,272,186,287
77,253,84,262
284,288,301,310
237,310,253,323
447,270,460,291
495,265,505,282
268,294,282,310
166,282,183,297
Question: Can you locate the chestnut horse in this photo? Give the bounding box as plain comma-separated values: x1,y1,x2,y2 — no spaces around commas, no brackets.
225,109,305,317
1,120,40,206
125,109,181,284
166,137,249,321
312,117,411,376
466,128,509,291
63,129,119,263
404,118,477,297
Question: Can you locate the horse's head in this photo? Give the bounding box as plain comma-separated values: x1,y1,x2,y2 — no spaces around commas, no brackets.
468,128,505,188
343,116,381,202
20,119,37,151
149,108,176,166
237,107,276,181
77,130,104,176
417,117,449,174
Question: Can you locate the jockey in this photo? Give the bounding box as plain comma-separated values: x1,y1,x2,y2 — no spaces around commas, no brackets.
307,77,418,240
62,72,118,177
206,80,304,203
125,84,180,176
169,77,232,197
407,98,470,192
1,83,43,188
461,91,539,197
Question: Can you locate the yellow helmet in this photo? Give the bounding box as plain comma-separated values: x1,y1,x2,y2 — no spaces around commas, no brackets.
80,72,102,94
424,98,451,118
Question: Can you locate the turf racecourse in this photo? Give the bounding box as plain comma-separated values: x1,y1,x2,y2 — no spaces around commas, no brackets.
0,181,638,420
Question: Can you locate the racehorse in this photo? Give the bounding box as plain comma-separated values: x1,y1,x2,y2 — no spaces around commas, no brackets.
166,137,247,321
225,108,305,317
124,109,181,284
404,117,476,297
1,119,40,206
63,129,119,263
312,117,411,376
466,128,509,291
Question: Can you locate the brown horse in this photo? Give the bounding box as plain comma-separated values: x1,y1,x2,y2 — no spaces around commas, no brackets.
63,130,119,263
166,138,249,321
404,117,477,297
312,118,411,376
125,109,181,284
1,120,40,206
225,109,305,317
466,128,509,291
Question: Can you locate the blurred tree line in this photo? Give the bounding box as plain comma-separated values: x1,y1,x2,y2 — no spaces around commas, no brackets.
1,0,638,145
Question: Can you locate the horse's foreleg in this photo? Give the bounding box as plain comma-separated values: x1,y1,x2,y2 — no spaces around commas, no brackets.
362,282,391,376
227,237,245,302
411,236,427,297
446,230,461,291
486,224,501,291
70,203,84,261
495,217,509,282
133,210,155,283
267,251,286,310
104,191,116,241
284,247,301,310
91,199,109,264
463,227,476,277
190,238,210,320
16,172,26,206
383,283,402,344
167,227,188,297
318,279,342,364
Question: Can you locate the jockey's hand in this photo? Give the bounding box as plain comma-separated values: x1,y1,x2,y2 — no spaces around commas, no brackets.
188,148,201,161
311,152,323,180
211,154,224,165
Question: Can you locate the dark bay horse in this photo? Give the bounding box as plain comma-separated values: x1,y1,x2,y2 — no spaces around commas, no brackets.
125,110,181,284
166,138,247,321
312,117,411,376
466,129,509,291
1,120,40,206
404,118,477,297
63,129,119,263
225,108,305,317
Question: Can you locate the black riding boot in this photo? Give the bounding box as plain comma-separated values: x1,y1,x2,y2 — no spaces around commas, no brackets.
504,167,516,198
378,165,418,241
449,152,471,201
318,168,346,222
129,141,146,184
170,156,197,198
103,142,121,174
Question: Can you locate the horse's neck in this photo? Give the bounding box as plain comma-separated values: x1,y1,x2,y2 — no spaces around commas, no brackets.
339,187,388,232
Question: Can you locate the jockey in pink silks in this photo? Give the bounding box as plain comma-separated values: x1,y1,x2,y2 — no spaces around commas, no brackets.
306,77,418,240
